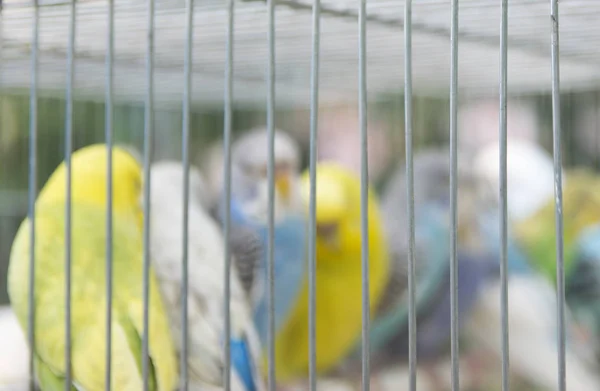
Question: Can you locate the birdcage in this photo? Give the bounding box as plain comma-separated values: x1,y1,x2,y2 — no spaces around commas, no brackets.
1,0,600,391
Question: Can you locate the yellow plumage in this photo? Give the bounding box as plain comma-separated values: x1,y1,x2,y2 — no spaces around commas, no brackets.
7,144,178,391
272,162,390,382
514,168,600,281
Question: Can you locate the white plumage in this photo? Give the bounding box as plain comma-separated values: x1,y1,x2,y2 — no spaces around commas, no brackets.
0,306,29,391
465,275,600,391
148,161,265,391
474,140,557,222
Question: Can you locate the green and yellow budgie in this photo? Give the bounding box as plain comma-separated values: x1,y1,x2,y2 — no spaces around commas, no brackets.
514,169,600,282
476,140,600,361
272,162,390,383
513,169,600,357
7,144,178,390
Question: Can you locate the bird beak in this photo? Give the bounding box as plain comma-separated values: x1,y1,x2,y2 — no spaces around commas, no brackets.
275,172,291,201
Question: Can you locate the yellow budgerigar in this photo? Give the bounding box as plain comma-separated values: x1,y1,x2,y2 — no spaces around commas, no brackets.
273,162,390,383
7,144,178,391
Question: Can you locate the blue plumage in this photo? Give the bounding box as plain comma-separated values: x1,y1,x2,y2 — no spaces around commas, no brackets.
252,215,306,345
363,199,499,362
231,337,257,391
224,196,306,345
386,205,499,360
402,251,498,360
219,128,307,360
477,210,534,276
567,224,600,356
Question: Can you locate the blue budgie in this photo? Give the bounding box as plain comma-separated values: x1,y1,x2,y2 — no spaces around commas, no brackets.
341,148,498,388
217,127,307,349
148,162,265,391
363,147,600,390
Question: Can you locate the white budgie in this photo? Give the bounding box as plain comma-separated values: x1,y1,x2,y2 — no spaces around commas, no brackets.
148,161,265,391
0,306,29,391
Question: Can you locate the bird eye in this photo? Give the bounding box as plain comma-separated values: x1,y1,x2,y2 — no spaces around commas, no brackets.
317,223,338,240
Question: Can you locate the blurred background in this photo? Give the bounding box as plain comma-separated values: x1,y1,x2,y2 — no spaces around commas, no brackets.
2,92,599,305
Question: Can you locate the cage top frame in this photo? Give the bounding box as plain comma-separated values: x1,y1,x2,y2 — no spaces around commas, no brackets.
0,0,598,107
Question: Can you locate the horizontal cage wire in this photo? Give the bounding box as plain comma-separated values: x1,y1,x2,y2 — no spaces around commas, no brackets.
0,0,597,105
2,0,600,391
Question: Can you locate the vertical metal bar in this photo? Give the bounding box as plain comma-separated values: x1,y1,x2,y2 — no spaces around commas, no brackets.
64,0,77,389
142,0,155,388
307,0,320,387
550,0,566,389
358,0,370,389
498,0,510,390
222,0,234,386
104,0,115,389
27,1,39,390
266,0,276,387
180,0,194,388
0,2,3,87
448,0,459,388
403,1,416,390
594,92,599,170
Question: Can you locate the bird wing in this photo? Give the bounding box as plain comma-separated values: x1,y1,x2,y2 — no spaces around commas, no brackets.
229,224,263,300
8,205,178,391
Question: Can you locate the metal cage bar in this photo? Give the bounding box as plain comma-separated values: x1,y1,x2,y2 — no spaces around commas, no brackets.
222,0,235,386
141,0,155,389
550,0,566,389
63,0,76,388
403,0,416,390
358,0,370,388
27,1,40,390
266,0,277,388
104,0,115,389
448,0,459,388
10,1,579,390
307,0,320,387
180,0,195,388
498,0,510,390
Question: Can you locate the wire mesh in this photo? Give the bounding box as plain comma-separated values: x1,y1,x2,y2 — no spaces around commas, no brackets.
0,0,594,106
26,1,39,390
0,0,583,390
550,0,566,389
103,0,114,387
498,1,509,391
63,0,76,387
141,0,155,389
403,1,416,390
307,0,320,388
221,0,234,388
179,0,194,388
357,0,371,388
266,0,277,389
448,0,459,388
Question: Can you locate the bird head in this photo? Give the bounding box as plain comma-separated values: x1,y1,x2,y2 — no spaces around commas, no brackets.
410,148,494,249
230,127,302,224
37,144,143,218
474,140,557,222
300,163,350,253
